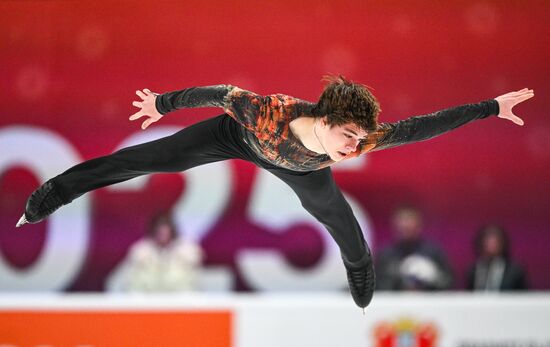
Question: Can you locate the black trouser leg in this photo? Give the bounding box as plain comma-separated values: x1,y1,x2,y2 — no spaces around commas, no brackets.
52,114,247,203
266,166,369,264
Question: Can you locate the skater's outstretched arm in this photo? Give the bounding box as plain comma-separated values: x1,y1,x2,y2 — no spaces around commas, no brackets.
129,85,266,131
360,88,534,153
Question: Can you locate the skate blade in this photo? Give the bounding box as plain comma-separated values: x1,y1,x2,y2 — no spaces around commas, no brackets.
15,214,28,228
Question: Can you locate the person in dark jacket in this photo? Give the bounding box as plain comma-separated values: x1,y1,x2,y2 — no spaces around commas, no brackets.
376,205,454,290
467,224,528,291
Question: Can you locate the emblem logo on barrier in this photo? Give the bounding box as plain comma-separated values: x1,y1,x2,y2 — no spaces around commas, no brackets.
373,318,438,347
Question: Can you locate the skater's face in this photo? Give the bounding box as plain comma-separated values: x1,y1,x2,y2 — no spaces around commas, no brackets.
317,117,368,161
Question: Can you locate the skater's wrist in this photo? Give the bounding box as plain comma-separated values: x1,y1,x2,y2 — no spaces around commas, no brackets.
155,94,169,115
486,99,500,117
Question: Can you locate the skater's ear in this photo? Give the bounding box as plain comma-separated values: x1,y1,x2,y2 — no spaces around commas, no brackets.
319,116,329,128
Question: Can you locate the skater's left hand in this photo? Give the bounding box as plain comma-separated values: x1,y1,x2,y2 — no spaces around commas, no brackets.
494,88,534,126
130,88,164,130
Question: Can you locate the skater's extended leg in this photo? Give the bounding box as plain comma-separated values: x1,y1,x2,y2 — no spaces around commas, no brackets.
18,114,246,226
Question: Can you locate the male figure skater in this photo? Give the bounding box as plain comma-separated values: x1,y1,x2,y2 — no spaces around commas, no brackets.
16,76,534,309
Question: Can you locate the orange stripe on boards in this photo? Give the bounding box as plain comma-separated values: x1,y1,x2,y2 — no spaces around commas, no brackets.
0,310,232,347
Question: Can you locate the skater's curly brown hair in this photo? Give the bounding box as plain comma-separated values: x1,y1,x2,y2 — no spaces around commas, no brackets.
313,75,381,132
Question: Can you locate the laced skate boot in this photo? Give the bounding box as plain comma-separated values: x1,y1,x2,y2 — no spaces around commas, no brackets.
343,245,376,310
16,179,66,227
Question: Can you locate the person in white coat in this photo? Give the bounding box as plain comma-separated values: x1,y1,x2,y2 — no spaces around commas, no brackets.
124,212,204,292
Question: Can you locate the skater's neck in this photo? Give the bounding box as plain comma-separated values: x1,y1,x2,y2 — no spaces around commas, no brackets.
289,117,327,155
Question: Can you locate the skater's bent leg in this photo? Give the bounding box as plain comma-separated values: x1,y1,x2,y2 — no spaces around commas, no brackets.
268,167,375,308
268,167,368,264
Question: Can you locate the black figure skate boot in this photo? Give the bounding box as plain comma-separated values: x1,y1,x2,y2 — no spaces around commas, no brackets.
16,179,65,227
343,245,376,310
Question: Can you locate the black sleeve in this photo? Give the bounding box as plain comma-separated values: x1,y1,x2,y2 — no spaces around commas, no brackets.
375,249,401,291
466,265,476,291
509,263,529,290
155,85,235,115
369,99,499,152
430,246,455,290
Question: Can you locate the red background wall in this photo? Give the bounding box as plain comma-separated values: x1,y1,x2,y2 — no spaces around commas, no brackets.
0,1,548,290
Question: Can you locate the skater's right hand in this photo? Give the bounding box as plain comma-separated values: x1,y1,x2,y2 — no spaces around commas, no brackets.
129,89,164,130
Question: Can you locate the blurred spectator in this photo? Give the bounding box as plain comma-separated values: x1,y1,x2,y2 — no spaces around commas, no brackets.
466,224,528,291
376,205,453,291
108,212,204,292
